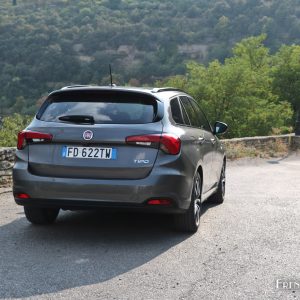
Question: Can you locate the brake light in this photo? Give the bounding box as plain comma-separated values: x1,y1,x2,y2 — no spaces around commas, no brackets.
147,199,172,205
17,130,53,150
15,193,30,199
126,134,181,155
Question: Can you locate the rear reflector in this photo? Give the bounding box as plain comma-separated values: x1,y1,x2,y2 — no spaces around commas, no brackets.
126,134,181,155
147,199,172,205
17,130,53,150
15,193,30,199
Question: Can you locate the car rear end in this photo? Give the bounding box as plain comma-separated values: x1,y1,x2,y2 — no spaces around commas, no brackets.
13,88,192,213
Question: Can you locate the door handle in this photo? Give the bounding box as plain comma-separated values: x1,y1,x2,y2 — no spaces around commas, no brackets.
197,136,205,144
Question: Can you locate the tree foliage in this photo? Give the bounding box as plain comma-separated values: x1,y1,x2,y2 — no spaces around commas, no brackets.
272,45,300,112
0,114,31,147
272,44,300,133
1,0,300,115
160,36,293,138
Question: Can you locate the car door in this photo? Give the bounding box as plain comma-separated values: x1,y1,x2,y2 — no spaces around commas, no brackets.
179,96,215,193
189,98,220,188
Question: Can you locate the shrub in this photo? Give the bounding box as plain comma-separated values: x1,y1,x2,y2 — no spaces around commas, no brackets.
0,114,32,147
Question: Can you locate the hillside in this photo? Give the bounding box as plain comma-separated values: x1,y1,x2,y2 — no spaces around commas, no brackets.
0,0,300,114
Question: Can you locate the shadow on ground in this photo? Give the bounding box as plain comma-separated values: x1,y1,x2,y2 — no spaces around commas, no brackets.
0,202,217,299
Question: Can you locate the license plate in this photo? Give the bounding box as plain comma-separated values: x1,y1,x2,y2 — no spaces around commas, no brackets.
62,146,117,160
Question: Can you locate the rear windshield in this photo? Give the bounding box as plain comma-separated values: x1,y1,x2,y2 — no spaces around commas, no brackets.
39,100,156,124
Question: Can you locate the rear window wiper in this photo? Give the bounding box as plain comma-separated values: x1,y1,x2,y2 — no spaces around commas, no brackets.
58,115,95,124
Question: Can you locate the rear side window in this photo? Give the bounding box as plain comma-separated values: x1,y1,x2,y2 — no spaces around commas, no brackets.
189,98,212,132
170,98,184,124
181,103,191,125
180,96,199,127
39,99,156,124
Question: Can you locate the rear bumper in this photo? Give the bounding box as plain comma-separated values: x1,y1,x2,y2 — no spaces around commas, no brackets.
14,198,184,214
13,161,192,213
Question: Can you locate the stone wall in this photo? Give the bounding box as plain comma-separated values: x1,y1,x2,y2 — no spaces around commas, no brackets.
0,148,16,187
0,135,299,187
293,135,300,150
222,134,299,159
222,134,293,148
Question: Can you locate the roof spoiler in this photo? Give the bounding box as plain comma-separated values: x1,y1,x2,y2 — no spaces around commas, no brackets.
151,87,185,93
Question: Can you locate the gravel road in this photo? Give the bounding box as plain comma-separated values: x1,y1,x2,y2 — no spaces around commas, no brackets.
0,155,299,300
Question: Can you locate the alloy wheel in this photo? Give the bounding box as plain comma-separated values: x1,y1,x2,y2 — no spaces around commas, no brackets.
194,174,202,226
221,165,226,197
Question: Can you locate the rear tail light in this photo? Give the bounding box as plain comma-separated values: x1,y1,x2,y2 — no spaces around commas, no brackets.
126,134,181,155
15,193,30,199
147,199,172,206
17,130,53,150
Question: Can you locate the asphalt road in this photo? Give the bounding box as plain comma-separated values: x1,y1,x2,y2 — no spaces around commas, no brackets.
0,155,299,300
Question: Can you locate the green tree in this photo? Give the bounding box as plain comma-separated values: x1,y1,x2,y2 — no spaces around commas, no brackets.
0,114,32,147
232,34,269,70
1,0,300,116
272,45,300,134
214,16,230,40
160,36,293,138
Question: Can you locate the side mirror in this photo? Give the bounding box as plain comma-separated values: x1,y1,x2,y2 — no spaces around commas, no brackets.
213,121,228,135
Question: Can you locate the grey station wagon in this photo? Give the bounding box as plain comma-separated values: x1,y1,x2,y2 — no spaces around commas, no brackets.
13,86,228,232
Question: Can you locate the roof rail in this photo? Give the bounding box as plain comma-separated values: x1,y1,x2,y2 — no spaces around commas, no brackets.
151,87,185,93
61,85,91,90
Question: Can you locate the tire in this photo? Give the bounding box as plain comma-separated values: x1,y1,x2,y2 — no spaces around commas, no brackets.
24,206,59,225
174,172,202,233
210,162,226,204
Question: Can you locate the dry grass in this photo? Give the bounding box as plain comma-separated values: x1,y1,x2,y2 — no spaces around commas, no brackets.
224,139,289,160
